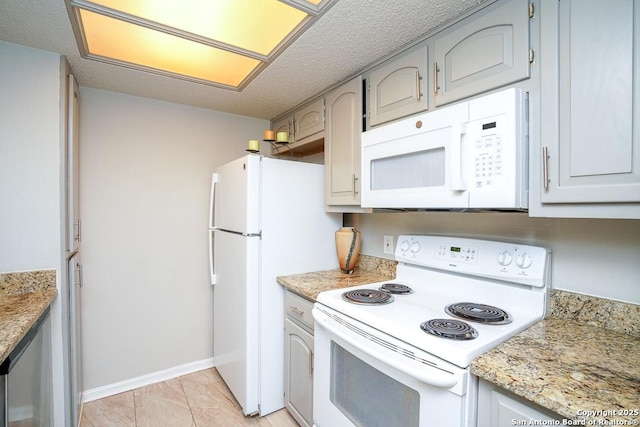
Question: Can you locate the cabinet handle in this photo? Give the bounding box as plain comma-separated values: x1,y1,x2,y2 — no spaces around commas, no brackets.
289,306,304,317
352,174,359,196
433,62,439,94
74,218,81,242
542,146,550,190
416,71,421,101
75,262,83,288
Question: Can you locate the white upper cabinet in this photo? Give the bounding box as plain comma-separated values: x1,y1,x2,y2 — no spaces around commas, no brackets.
367,44,428,127
67,74,81,252
272,115,293,142
534,0,640,218
270,98,325,157
433,0,531,106
325,76,365,209
295,98,325,141
269,115,292,156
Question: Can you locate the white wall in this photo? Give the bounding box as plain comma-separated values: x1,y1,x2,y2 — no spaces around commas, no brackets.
79,88,268,391
0,41,62,272
350,212,640,304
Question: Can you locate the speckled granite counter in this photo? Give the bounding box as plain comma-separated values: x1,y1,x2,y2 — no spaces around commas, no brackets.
0,270,57,363
276,254,397,301
471,290,640,424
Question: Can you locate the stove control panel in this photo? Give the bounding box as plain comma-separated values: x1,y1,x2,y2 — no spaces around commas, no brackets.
396,235,550,287
435,243,478,264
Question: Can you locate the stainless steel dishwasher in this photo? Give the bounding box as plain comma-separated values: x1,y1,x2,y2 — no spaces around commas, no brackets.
1,306,52,427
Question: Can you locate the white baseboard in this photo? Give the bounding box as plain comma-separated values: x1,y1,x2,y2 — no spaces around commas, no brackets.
82,357,214,403
9,405,33,422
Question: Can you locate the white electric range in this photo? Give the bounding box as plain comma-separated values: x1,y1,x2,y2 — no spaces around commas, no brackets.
312,234,551,427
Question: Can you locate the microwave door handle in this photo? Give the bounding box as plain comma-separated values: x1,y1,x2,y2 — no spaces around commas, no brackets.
208,173,218,229
450,123,467,191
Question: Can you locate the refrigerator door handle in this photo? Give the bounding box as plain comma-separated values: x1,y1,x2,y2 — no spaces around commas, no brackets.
209,228,261,286
211,227,261,238
208,230,217,285
209,173,218,229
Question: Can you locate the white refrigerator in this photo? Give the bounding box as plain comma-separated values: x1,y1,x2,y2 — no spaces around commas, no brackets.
208,154,341,417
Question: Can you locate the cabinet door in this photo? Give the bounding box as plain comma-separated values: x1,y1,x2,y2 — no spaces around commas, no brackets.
284,318,313,427
368,44,428,127
325,76,363,206
272,115,293,142
295,98,325,141
270,115,294,156
540,0,640,207
433,0,530,106
67,74,81,252
477,379,559,426
67,252,83,427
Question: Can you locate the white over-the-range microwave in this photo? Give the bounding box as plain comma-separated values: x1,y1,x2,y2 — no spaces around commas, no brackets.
361,88,528,210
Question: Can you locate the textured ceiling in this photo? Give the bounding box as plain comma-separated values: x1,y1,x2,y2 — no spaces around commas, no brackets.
0,0,484,120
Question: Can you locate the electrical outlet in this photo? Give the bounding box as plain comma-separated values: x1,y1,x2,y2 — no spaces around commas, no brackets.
383,235,394,254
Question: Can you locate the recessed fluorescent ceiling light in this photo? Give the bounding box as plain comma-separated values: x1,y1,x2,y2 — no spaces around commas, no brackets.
65,0,337,91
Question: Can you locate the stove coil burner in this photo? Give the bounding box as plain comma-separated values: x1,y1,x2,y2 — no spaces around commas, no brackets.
445,302,512,325
421,319,478,340
379,283,414,295
342,289,394,305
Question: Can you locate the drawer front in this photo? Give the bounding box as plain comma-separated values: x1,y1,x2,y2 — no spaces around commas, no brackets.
285,291,314,330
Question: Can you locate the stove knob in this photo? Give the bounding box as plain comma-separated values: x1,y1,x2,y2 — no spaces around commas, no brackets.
410,241,421,253
400,240,410,252
516,253,533,269
497,251,513,266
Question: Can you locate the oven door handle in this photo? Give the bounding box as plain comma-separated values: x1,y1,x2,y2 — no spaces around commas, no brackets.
314,309,458,389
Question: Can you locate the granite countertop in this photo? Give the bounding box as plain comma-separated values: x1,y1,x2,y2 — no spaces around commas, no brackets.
276,254,397,301
471,290,640,424
0,270,58,363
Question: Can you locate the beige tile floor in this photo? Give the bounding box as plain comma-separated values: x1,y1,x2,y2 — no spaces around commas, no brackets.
80,368,299,427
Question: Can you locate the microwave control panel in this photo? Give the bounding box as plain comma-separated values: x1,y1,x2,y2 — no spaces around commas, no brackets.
466,87,526,209
471,118,505,189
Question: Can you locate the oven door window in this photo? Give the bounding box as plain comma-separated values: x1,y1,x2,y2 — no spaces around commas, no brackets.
330,341,419,427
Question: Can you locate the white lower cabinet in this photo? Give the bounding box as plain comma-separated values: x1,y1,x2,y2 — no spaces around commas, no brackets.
477,379,560,427
284,291,314,427
67,252,83,426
